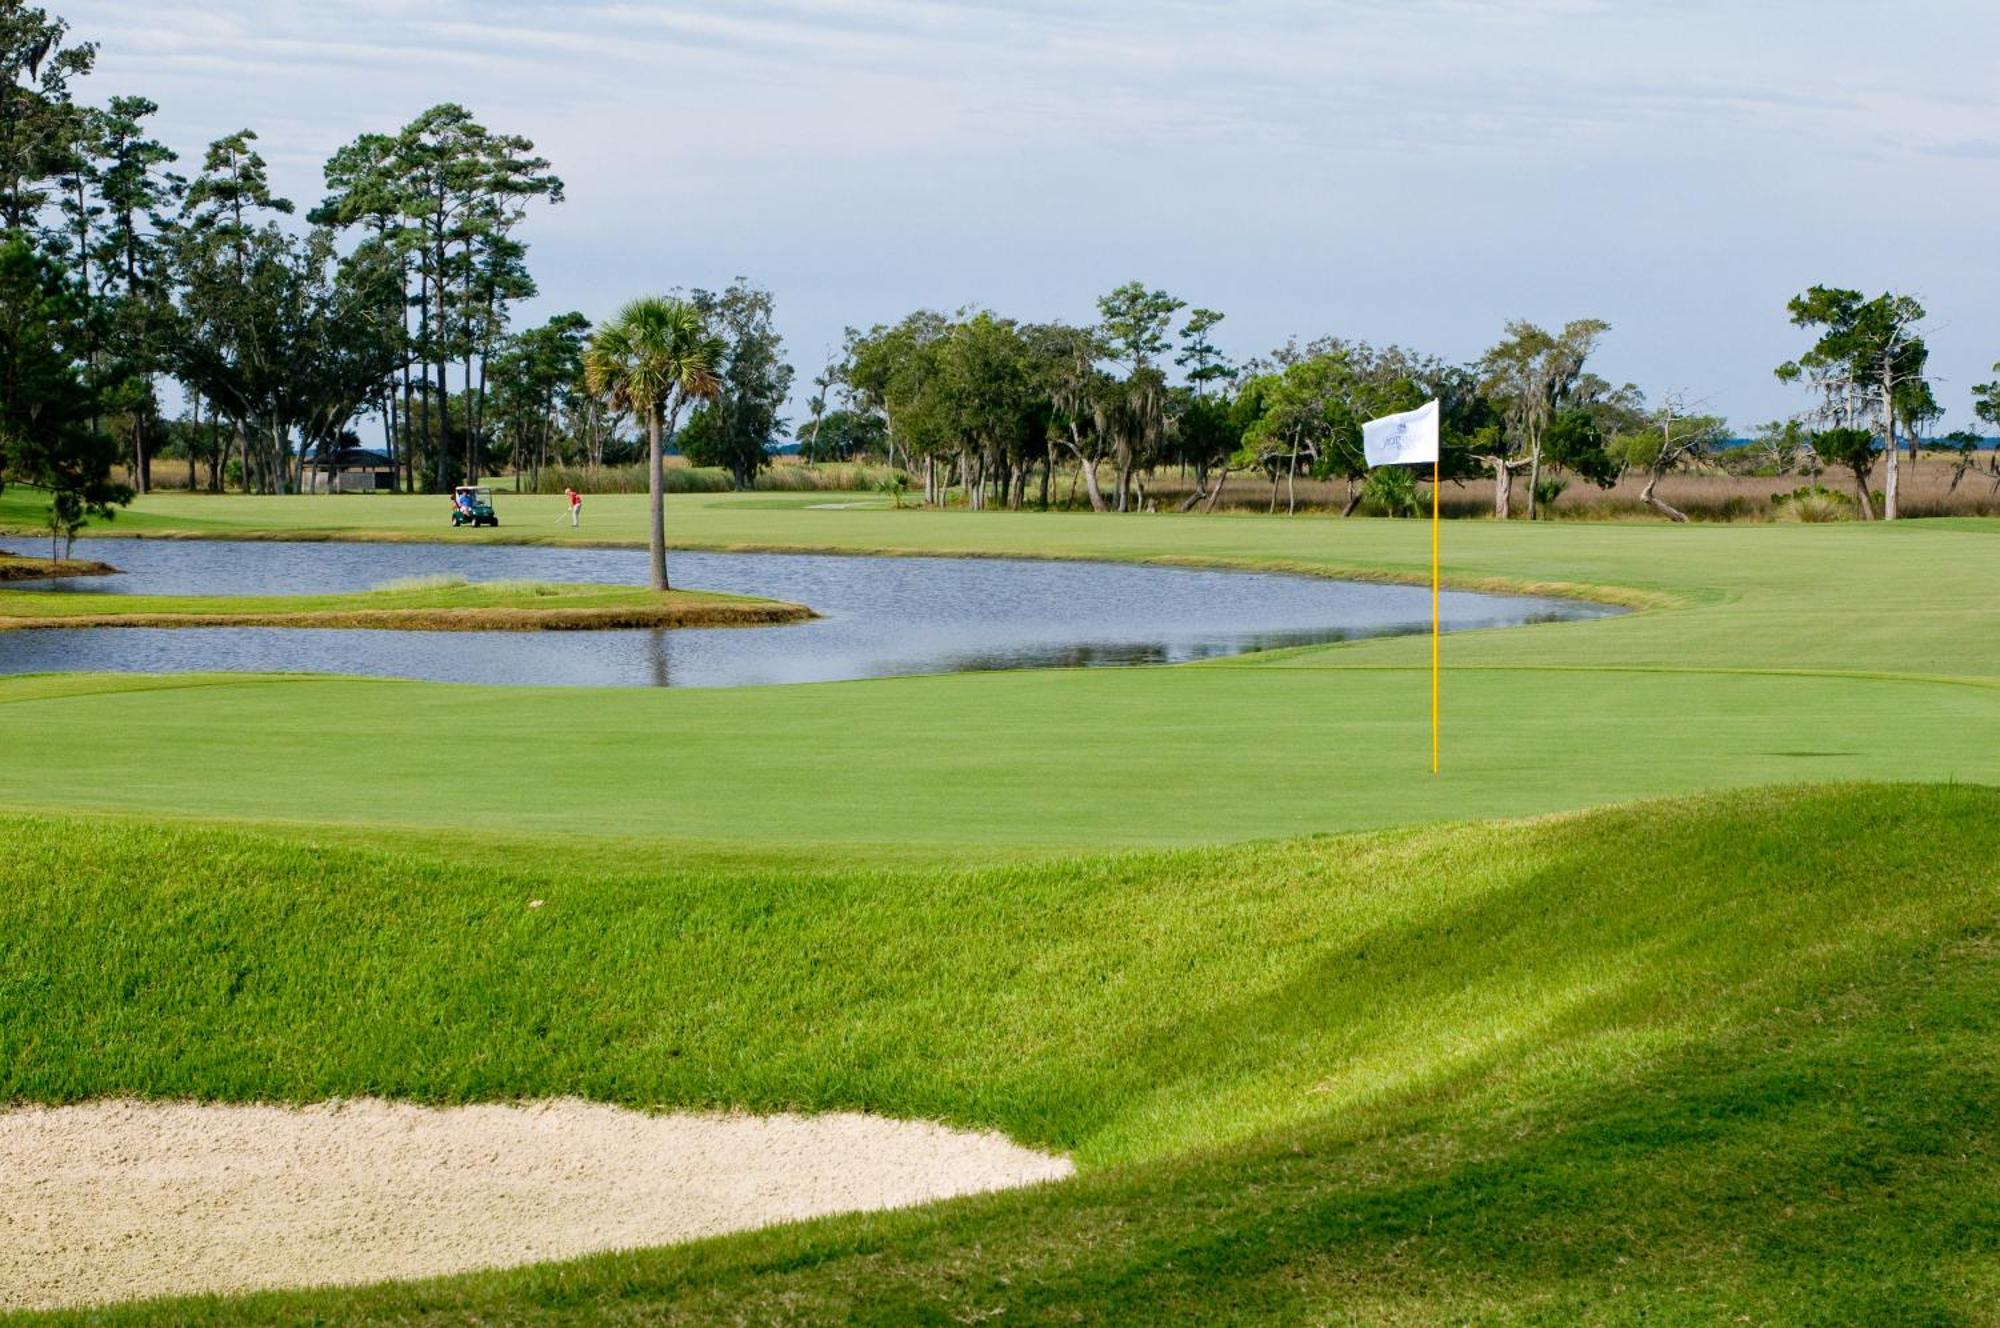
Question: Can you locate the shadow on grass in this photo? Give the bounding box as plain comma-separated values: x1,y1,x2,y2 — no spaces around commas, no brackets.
18,786,1997,1325
49,907,1994,1325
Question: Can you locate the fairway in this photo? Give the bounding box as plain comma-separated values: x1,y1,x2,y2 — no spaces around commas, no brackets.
2,491,1998,1323
1,489,1995,856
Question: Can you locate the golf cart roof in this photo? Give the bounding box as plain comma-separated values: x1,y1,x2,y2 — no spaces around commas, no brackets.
453,485,492,496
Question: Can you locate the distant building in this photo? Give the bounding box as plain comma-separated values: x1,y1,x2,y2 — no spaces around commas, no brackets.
303,447,397,493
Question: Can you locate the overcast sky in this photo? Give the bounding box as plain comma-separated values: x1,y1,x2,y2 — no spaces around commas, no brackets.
66,0,2000,429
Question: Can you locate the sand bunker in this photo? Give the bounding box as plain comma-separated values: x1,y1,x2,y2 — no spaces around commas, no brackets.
0,1098,1072,1312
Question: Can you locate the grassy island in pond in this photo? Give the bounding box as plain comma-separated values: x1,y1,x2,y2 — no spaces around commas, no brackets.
0,552,118,582
0,576,811,632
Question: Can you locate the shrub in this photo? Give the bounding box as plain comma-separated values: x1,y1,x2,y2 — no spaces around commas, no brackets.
1772,485,1853,523
1360,466,1421,518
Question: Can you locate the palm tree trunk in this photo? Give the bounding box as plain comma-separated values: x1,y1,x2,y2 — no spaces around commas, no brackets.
648,404,668,591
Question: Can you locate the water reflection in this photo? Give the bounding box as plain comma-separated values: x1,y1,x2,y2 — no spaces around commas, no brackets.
645,629,671,689
0,538,1616,689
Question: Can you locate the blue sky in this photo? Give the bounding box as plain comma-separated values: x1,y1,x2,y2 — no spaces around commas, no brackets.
70,0,2000,429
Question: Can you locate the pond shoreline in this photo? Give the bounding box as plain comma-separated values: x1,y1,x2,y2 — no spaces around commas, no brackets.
0,525,1674,612
0,539,1619,689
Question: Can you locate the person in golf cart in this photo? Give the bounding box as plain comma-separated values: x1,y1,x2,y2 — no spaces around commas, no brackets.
450,486,499,527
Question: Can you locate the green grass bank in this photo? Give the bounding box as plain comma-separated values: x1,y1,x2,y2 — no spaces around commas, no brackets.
4,784,1996,1324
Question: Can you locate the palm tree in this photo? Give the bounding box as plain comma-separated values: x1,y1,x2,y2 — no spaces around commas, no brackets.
582,297,724,590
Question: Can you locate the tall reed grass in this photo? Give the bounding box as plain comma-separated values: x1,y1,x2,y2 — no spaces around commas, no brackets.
530,464,734,495
530,460,907,495
1146,456,2000,521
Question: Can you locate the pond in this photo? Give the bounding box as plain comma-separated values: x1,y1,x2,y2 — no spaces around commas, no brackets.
0,538,1615,688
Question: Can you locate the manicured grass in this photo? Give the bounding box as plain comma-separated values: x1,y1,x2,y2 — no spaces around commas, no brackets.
0,579,808,632
5,784,1996,1323
0,496,1994,855
0,664,1994,860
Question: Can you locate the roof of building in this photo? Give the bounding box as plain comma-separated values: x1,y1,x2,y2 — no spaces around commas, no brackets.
318,447,394,469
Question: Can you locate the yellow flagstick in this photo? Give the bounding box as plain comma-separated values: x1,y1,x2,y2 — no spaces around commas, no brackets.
1431,456,1440,776
1364,399,1444,775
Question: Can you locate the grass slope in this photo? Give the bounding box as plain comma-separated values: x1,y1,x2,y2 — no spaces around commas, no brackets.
0,580,808,632
5,784,1996,1324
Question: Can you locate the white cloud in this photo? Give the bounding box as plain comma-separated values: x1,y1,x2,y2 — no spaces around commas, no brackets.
57,0,2000,425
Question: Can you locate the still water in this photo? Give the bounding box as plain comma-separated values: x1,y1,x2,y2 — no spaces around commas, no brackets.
0,538,1613,688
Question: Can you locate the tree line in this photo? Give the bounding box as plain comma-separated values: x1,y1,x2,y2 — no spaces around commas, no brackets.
825,287,1996,525
1,1,1994,558
0,4,579,549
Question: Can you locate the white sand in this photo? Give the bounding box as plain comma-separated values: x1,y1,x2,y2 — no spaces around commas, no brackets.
0,1098,1072,1312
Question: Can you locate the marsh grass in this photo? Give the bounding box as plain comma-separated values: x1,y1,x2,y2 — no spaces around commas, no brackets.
530,461,908,496
1146,455,2000,521
531,463,736,496
754,461,907,492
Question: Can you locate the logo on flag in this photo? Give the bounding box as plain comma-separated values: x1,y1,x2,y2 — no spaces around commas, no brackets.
1362,399,1441,468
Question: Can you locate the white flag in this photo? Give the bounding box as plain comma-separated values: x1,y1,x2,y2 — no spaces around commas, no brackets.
1362,399,1440,468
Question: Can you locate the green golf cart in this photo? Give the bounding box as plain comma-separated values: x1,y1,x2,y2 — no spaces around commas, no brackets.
449,485,499,528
